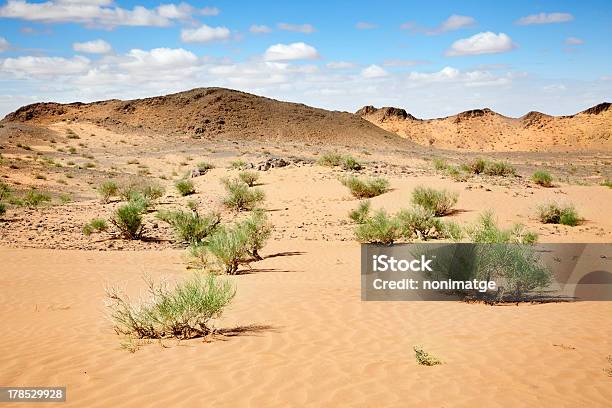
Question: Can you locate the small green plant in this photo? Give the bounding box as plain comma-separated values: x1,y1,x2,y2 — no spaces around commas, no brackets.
106,273,235,340
432,158,448,171
601,180,612,188
413,346,443,366
157,209,220,245
354,210,400,245
238,171,259,187
348,200,371,224
142,184,165,200
83,218,108,236
318,152,343,167
230,159,248,170
466,158,487,174
237,209,273,260
532,170,553,187
411,186,458,216
484,161,516,177
65,128,80,139
340,176,389,198
175,179,195,196
98,180,118,203
22,190,51,207
111,198,148,239
466,211,538,244
197,162,214,172
341,156,362,171
0,182,11,201
202,225,251,274
222,178,265,211
395,207,458,241
537,203,581,226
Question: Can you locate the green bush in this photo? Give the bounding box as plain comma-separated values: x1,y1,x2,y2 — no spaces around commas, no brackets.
0,182,12,201
537,203,581,226
602,180,612,188
237,209,272,260
175,179,195,196
466,211,538,244
119,178,164,201
532,171,553,187
230,159,248,170
396,207,449,241
411,186,458,216
203,225,250,274
466,158,486,174
340,176,389,198
157,209,220,245
318,152,343,167
484,161,516,177
354,210,400,245
111,199,147,239
22,190,51,207
197,162,214,172
106,273,235,339
222,178,265,211
238,171,259,187
142,184,165,200
341,156,362,171
348,200,371,224
432,158,448,171
98,180,118,203
83,218,108,236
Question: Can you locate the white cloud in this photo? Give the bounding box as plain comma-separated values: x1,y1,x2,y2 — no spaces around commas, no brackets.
356,22,376,30
181,24,231,43
428,14,475,34
326,61,358,69
263,42,319,61
565,37,584,45
250,24,271,34
446,32,516,56
383,59,428,67
200,6,219,16
361,65,388,78
0,0,206,27
72,39,112,54
1,55,90,77
516,12,574,25
0,37,9,52
119,48,198,70
277,23,316,33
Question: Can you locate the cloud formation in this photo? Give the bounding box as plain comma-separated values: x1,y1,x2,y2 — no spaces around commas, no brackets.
0,37,9,52
181,24,231,43
250,24,271,34
277,23,316,33
565,37,584,45
516,12,574,25
361,65,388,78
73,39,112,54
428,14,476,35
263,42,319,61
446,32,516,56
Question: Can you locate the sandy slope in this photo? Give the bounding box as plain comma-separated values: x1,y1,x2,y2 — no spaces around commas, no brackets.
1,243,611,407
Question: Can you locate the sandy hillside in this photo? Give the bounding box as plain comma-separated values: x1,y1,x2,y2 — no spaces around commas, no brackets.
357,103,612,152
1,90,612,407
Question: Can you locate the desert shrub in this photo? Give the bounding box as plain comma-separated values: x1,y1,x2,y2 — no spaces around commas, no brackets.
111,198,148,239
537,203,581,226
432,158,448,171
222,178,265,211
83,218,108,236
348,200,371,224
341,176,389,198
0,182,11,201
157,209,220,245
411,186,458,216
238,171,259,187
197,162,214,172
237,209,272,260
341,156,362,171
119,178,163,201
414,346,442,366
203,225,250,274
466,158,487,174
532,170,553,187
175,179,195,196
466,211,538,244
602,180,612,188
0,202,6,218
395,207,459,241
318,152,343,167
230,159,248,170
22,190,51,207
354,210,400,245
106,273,235,340
98,180,118,203
142,184,165,200
484,161,516,177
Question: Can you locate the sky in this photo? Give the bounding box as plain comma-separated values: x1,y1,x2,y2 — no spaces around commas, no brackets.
0,0,611,118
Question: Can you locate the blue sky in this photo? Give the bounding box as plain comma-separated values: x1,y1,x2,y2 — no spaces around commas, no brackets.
0,0,610,118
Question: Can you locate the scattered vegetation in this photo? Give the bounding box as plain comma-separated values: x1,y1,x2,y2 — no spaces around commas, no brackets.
466,211,538,244
396,207,462,241
340,176,389,198
483,161,516,177
119,178,165,202
465,158,486,174
222,178,265,211
175,179,195,196
197,162,214,172
348,200,371,224
22,189,51,207
411,186,458,216
532,170,553,187
318,152,363,170
157,209,220,245
98,180,119,203
106,273,235,340
537,202,581,226
238,171,259,187
354,210,400,245
230,159,248,170
413,346,443,366
601,180,612,188
83,218,108,236
111,197,148,239
236,209,272,261
432,158,448,171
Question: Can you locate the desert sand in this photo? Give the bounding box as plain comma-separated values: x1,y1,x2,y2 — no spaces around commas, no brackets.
1,89,611,407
